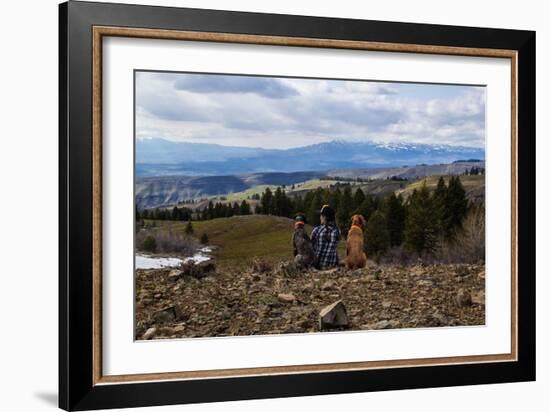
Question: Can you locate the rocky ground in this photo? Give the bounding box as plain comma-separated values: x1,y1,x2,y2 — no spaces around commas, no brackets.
135,260,485,340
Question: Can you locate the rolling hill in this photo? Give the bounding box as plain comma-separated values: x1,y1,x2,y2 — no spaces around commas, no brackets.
136,162,484,209
396,175,485,202
136,171,326,208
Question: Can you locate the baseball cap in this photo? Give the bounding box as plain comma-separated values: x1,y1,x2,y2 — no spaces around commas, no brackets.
319,204,335,220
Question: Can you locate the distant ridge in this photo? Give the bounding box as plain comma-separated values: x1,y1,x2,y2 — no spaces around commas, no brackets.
136,138,485,177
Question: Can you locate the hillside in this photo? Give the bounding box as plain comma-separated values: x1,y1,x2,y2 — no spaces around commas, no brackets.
136,162,485,209
396,175,485,201
136,261,485,339
136,171,326,208
151,215,313,264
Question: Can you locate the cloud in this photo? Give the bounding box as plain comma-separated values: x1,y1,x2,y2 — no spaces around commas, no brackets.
173,74,299,99
135,71,486,149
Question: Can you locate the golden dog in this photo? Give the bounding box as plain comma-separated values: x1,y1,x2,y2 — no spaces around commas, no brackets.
345,214,367,269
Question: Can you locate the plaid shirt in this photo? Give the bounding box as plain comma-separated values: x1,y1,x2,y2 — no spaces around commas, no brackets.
311,224,341,269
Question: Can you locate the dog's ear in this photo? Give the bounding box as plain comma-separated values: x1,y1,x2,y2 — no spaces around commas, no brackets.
351,214,364,228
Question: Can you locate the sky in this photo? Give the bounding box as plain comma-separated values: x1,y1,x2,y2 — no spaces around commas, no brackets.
135,71,486,149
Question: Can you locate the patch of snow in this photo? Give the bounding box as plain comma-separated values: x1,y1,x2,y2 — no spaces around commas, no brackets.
136,255,183,269
182,253,211,264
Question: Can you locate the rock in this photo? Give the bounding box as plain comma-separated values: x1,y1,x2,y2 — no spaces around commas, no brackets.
455,266,470,277
381,300,392,309
319,268,339,275
363,274,376,282
168,269,183,281
389,320,401,328
431,312,448,325
418,280,434,287
477,271,486,280
472,291,485,305
277,293,296,303
319,300,349,330
152,305,187,324
454,288,472,307
301,283,314,293
321,280,337,291
373,320,392,329
142,327,156,340
252,259,272,273
182,260,216,279
276,262,301,277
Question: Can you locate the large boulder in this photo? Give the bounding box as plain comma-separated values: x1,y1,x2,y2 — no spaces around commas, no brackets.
181,259,215,279
167,269,183,281
319,300,349,330
152,305,187,324
142,327,157,340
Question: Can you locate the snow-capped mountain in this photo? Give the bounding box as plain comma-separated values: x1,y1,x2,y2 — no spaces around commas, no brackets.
136,138,484,176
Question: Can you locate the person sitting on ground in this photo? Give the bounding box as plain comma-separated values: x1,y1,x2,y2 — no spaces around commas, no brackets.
311,205,341,269
292,213,315,269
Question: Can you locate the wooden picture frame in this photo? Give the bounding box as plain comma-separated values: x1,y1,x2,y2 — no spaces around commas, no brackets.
59,1,535,410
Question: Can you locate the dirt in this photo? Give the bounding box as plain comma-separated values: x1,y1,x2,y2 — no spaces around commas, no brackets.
135,261,485,340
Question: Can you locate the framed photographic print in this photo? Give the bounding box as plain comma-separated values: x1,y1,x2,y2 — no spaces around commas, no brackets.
59,1,536,410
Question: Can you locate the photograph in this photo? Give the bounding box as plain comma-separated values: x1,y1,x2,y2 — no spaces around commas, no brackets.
134,71,487,340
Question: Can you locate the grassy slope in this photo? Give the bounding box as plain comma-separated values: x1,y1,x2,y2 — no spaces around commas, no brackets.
396,175,485,199
153,215,307,264
222,178,402,202
222,179,340,202
151,214,347,266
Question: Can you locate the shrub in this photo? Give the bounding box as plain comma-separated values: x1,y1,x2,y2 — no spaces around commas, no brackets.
136,230,199,255
200,232,209,245
142,235,157,253
184,221,194,235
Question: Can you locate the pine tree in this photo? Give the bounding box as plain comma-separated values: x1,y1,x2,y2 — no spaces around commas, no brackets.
239,200,251,215
443,176,468,238
432,176,448,236
353,187,366,211
357,194,376,221
307,189,323,226
261,188,273,215
207,201,214,220
365,210,390,263
200,232,209,245
337,186,353,230
404,183,438,256
273,187,283,216
292,196,305,217
232,202,240,216
280,190,292,217
383,193,406,246
329,187,342,210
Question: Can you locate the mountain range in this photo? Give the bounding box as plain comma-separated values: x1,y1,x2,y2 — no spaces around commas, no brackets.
136,138,485,177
